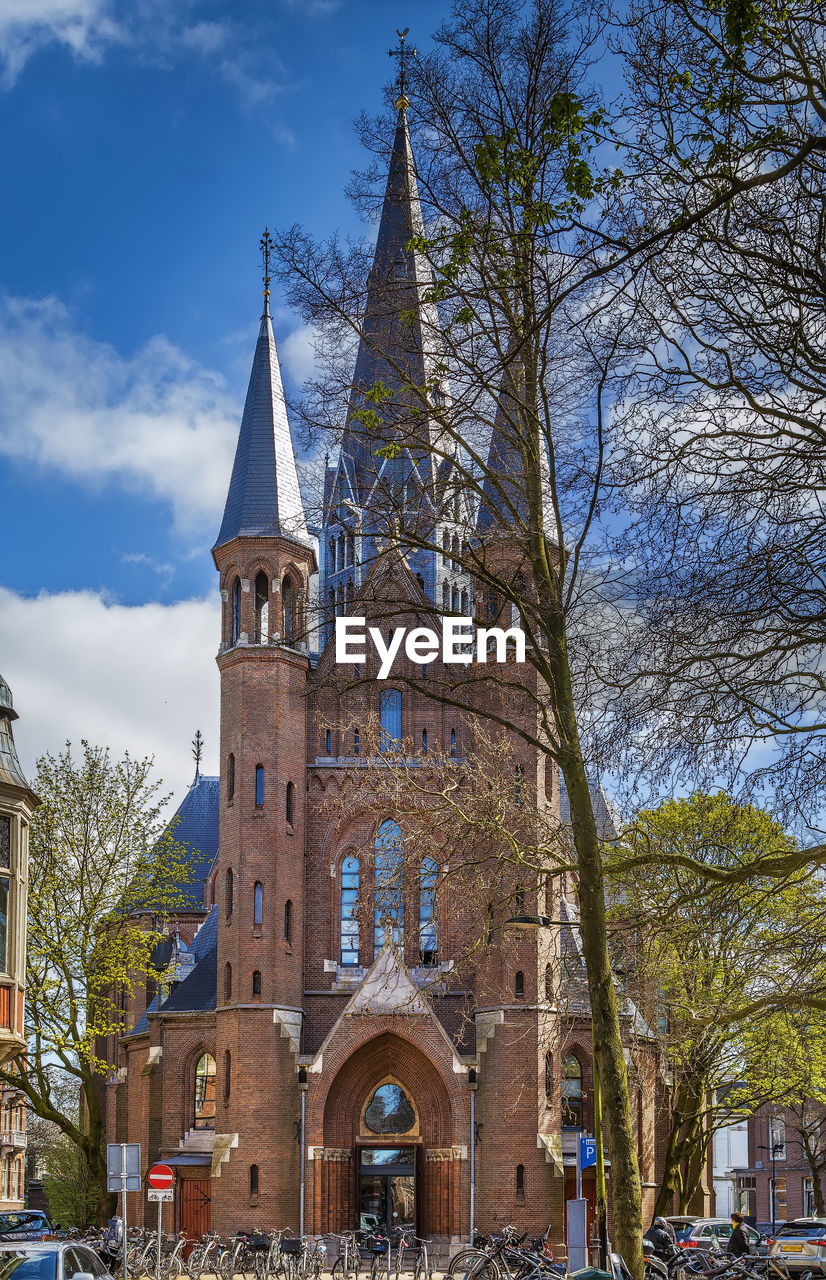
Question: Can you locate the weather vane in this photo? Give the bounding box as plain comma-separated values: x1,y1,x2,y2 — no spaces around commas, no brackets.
260,227,273,316
192,729,204,780
388,28,417,105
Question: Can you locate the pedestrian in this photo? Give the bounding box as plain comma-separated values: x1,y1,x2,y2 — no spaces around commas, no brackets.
727,1212,752,1257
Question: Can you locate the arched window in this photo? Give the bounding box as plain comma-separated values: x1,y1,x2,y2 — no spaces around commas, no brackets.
255,765,264,807
249,1164,259,1197
225,868,234,918
442,582,450,611
516,1164,525,1202
380,690,402,750
561,1053,583,1129
418,857,438,965
364,1083,415,1135
253,882,263,926
416,573,425,592
227,753,235,803
545,1051,553,1102
284,899,293,943
341,855,360,967
451,534,460,568
421,729,428,754
353,729,360,756
328,538,335,571
374,819,404,956
452,586,460,611
254,571,269,643
450,729,456,757
224,1050,231,1101
286,781,295,827
515,970,525,998
252,970,262,996
231,577,242,644
193,1053,216,1129
325,728,332,755
282,575,295,645
337,534,344,570
544,963,553,1002
224,963,232,1000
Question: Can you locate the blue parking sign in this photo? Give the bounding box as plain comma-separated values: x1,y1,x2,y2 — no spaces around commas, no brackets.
580,1136,597,1169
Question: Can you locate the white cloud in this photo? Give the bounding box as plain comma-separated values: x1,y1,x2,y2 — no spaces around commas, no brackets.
0,1,291,107
0,586,220,810
279,321,319,385
0,294,237,539
0,0,122,87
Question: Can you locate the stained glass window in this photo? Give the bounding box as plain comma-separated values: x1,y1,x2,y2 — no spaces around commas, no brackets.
418,857,438,965
193,1053,216,1128
374,820,404,955
341,855,360,967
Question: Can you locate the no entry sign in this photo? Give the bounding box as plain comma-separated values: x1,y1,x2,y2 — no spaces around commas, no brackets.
147,1164,175,1191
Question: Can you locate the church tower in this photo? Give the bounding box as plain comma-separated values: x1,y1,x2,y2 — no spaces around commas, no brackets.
320,93,473,647
210,240,316,1227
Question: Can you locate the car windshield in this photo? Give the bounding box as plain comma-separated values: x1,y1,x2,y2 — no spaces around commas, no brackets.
0,1252,57,1280
778,1226,826,1239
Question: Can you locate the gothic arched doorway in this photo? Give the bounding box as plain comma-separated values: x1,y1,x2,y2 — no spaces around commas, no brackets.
317,1032,461,1239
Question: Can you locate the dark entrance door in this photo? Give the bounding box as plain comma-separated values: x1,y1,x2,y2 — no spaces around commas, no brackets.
358,1147,415,1233
180,1176,211,1248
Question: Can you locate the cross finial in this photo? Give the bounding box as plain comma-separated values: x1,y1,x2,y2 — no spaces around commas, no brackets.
260,227,273,317
192,729,204,781
388,27,417,111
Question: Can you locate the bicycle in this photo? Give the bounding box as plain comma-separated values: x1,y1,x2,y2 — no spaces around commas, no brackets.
330,1231,362,1280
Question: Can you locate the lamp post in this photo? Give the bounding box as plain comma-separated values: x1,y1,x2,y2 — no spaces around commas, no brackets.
757,1139,784,1235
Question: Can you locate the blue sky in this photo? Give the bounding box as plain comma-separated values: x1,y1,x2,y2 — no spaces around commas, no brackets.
0,0,452,800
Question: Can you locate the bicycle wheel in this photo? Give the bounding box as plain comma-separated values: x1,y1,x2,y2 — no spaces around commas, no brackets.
187,1254,204,1280
220,1249,237,1280
449,1254,500,1280
166,1258,184,1280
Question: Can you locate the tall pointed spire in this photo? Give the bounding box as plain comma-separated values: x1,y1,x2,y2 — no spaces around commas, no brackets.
337,95,449,507
214,236,309,551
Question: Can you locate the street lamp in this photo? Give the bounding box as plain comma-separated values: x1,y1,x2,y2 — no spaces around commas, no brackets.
757,1140,785,1235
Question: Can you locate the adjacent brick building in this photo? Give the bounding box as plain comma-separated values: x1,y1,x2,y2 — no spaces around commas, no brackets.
103,96,672,1256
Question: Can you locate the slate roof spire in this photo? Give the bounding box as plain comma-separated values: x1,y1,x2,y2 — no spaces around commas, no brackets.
214,236,309,551
335,94,450,507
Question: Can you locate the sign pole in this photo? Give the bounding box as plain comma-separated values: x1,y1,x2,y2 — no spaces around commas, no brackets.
156,1195,162,1280
121,1143,128,1280
594,1059,608,1269
576,1134,582,1202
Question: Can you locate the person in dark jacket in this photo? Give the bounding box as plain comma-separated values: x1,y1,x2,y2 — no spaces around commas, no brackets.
646,1218,677,1260
727,1212,752,1257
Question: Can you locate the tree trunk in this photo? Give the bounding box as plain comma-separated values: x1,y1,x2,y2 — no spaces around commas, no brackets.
551,636,644,1279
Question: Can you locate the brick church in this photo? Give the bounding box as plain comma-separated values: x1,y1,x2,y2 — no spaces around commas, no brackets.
102,94,670,1255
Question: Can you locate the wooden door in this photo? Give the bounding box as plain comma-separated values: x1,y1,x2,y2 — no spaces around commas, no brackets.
180,1177,211,1246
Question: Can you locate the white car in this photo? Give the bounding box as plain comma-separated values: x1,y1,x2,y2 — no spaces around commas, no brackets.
768,1219,826,1274
0,1241,116,1280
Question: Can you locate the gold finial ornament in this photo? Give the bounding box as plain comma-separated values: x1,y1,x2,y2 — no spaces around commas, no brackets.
388,27,416,110
260,227,273,316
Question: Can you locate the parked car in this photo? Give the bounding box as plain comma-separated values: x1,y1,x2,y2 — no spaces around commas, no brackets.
0,1243,114,1280
667,1217,767,1254
0,1215,54,1244
768,1219,826,1273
